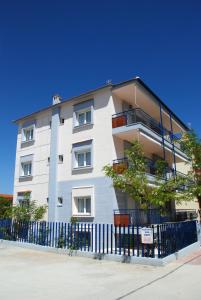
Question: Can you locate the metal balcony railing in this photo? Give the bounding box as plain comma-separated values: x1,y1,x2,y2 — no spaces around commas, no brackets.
112,157,175,179
113,209,197,226
114,209,164,226
112,108,182,149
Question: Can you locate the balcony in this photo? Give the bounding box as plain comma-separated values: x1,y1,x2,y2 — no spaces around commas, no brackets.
112,108,183,150
113,157,174,179
112,108,162,134
114,209,197,226
114,209,164,226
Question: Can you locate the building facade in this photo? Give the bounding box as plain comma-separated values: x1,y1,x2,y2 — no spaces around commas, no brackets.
13,77,199,223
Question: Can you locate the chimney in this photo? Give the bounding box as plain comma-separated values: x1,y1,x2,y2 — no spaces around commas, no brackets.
52,94,62,105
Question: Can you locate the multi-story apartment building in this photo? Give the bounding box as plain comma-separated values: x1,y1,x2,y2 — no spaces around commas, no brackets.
13,77,199,223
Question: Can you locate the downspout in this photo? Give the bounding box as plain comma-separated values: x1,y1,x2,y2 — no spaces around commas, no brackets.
169,112,177,176
159,103,166,161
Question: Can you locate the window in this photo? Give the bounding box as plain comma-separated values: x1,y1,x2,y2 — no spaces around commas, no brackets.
72,140,93,170
21,162,32,176
19,155,33,179
58,155,63,163
22,126,34,142
58,197,63,206
73,99,94,128
76,109,91,127
17,192,31,207
75,150,91,168
60,118,65,125
72,186,94,217
76,197,91,215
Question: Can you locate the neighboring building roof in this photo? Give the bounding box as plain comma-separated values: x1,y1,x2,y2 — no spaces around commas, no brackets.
13,77,189,130
0,194,13,200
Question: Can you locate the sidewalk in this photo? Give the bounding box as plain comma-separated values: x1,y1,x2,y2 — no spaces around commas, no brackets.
0,244,201,300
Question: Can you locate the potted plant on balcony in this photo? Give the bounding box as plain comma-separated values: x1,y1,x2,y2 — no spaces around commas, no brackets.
113,159,128,174
112,114,127,128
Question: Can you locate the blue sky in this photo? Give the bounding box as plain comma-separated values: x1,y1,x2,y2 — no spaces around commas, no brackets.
0,0,201,193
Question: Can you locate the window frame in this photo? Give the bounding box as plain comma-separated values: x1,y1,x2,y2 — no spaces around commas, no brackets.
22,125,35,143
72,186,94,218
74,149,91,169
19,155,33,179
72,140,93,170
75,108,92,127
21,161,32,177
73,99,94,129
75,196,91,216
17,192,31,207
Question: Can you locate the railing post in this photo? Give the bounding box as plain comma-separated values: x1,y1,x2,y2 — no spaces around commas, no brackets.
157,225,161,258
106,224,109,254
119,225,121,255
95,224,97,253
136,225,140,257
111,224,113,254
128,225,130,256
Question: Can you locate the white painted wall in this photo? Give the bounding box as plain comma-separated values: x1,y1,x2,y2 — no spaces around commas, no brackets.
13,111,52,210
57,89,116,181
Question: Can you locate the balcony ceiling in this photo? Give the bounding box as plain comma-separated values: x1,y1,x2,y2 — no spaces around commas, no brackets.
112,83,185,134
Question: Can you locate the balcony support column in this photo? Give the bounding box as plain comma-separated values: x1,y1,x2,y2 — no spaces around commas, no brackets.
169,112,177,175
159,103,166,161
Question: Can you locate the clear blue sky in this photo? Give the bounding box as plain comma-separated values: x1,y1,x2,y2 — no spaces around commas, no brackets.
0,0,201,193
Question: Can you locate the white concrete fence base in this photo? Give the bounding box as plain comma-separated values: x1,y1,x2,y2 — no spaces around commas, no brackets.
0,239,200,266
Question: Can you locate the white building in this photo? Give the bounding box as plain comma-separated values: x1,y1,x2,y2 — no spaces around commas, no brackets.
13,77,198,223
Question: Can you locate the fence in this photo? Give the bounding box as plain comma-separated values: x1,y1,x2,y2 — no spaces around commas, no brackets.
0,219,197,259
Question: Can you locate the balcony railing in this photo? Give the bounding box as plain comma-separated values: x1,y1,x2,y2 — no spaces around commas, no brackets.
113,157,174,179
114,209,165,226
114,209,197,226
112,108,182,149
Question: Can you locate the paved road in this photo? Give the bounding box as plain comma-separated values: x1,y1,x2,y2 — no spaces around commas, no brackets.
0,244,201,300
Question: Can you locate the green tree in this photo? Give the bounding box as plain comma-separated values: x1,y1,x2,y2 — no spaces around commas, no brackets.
4,193,47,222
181,130,201,209
0,197,12,219
103,140,193,211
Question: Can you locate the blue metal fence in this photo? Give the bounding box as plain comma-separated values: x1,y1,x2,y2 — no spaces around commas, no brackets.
0,219,198,258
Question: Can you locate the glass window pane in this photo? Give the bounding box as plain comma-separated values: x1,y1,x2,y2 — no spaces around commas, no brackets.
86,197,91,213
77,198,84,213
24,129,33,141
86,111,91,123
86,151,91,166
25,130,29,141
22,163,31,176
78,113,85,125
77,153,84,167
28,163,32,175
30,129,33,140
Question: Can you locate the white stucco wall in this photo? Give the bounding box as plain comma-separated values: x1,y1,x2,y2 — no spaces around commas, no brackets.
13,111,52,209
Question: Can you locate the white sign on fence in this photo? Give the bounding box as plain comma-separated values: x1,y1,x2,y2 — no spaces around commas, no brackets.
141,227,153,244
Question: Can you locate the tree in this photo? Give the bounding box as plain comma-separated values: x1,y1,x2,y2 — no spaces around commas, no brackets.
103,140,193,211
0,197,12,219
181,130,201,209
4,193,47,222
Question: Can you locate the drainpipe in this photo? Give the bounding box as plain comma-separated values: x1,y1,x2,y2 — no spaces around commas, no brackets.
48,95,61,222
169,112,177,176
159,103,166,161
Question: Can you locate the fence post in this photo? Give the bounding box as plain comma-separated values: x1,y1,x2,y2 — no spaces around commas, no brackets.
136,225,140,257
157,225,160,258
111,224,113,254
